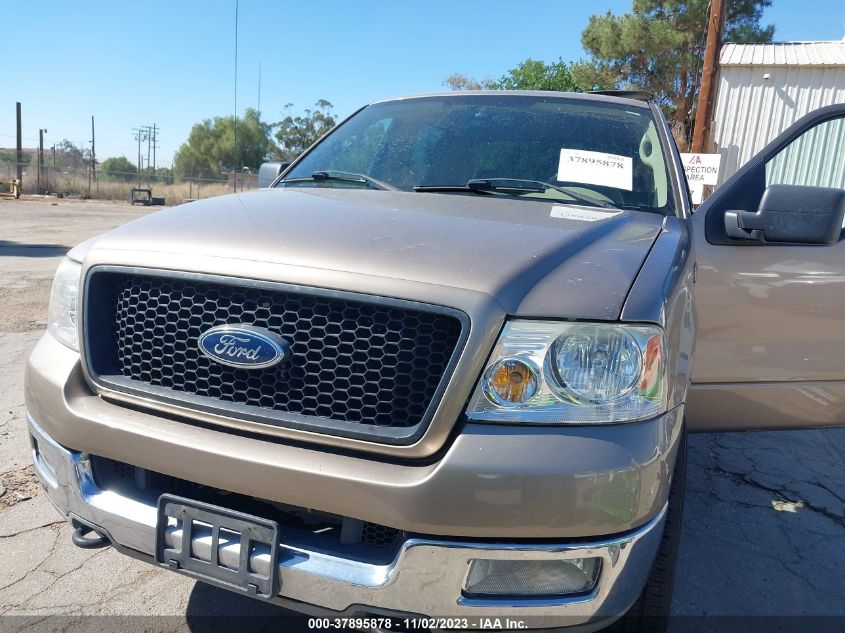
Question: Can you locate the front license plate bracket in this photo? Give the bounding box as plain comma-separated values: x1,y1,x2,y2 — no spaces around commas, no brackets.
155,493,280,599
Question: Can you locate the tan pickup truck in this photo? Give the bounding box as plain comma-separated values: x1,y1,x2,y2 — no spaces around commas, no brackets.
25,92,845,631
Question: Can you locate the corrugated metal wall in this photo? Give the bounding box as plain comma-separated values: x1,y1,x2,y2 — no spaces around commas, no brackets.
766,117,845,189
713,64,845,183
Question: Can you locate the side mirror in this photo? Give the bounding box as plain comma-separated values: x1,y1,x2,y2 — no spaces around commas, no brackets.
725,184,845,245
258,162,291,188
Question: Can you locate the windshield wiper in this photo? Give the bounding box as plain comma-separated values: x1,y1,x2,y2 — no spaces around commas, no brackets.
281,170,396,191
415,178,614,209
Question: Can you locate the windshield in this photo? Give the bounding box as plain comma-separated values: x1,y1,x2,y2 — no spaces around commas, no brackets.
279,95,675,214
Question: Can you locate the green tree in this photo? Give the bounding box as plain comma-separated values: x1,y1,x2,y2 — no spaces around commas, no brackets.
154,166,174,185
576,0,775,146
101,156,137,182
0,150,30,167
51,140,90,171
272,100,337,161
488,59,581,91
442,73,494,91
444,59,583,92
173,108,272,181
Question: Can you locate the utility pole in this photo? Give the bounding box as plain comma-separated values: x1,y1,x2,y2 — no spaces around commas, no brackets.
136,130,141,189
145,126,152,184
233,0,239,192
151,123,157,179
133,127,148,189
38,128,47,194
89,116,97,198
15,103,22,187
133,125,154,188
691,0,726,153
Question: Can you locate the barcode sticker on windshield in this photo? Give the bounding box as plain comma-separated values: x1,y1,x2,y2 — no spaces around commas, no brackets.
558,149,633,191
550,206,622,222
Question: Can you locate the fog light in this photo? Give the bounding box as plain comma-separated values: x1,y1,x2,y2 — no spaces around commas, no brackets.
463,558,600,597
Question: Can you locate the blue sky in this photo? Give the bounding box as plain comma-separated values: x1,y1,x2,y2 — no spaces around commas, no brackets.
3,0,844,166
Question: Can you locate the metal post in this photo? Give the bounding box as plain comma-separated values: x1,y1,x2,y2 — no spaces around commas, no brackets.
233,0,239,193
152,123,157,179
38,129,45,194
90,116,96,198
15,103,22,188
146,127,152,185
691,0,726,154
136,130,142,189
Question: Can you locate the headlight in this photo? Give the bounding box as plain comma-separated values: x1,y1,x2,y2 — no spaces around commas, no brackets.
465,320,665,424
47,258,82,351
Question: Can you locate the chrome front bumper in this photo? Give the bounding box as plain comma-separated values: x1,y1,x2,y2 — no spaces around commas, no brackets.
29,414,665,629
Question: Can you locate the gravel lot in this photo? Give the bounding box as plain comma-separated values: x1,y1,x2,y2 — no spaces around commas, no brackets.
0,198,843,630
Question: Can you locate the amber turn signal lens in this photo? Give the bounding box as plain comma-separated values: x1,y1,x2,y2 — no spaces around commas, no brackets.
483,358,539,405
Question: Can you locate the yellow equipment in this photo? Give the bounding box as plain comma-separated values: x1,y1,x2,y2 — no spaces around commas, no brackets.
0,179,21,199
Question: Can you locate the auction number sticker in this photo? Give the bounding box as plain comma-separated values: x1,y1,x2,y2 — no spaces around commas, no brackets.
558,148,633,191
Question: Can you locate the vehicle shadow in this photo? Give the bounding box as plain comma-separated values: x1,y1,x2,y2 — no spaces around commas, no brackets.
0,240,69,257
185,582,310,632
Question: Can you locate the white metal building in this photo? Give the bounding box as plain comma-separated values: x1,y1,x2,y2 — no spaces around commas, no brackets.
712,38,845,184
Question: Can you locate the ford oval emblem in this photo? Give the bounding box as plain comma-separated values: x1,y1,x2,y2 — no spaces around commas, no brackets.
198,325,291,369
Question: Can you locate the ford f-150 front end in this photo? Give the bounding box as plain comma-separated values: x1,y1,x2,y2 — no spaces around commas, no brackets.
25,92,695,631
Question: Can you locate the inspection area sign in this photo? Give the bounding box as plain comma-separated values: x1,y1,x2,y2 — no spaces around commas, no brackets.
680,153,722,204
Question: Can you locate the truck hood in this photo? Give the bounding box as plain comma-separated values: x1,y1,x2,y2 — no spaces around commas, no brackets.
83,188,663,319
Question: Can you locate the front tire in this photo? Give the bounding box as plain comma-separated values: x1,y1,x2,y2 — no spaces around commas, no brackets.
606,425,687,633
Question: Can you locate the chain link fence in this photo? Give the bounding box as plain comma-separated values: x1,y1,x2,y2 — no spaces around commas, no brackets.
0,162,259,204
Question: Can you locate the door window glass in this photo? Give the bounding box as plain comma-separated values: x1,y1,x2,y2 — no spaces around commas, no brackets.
766,117,845,191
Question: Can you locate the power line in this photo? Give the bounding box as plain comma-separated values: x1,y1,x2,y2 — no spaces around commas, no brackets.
0,131,40,143
1,131,134,158
2,129,149,168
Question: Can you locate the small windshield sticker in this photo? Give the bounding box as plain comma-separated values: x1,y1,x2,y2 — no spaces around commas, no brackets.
550,206,623,222
558,149,633,191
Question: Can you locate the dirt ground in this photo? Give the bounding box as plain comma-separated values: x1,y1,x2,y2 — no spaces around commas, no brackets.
0,197,843,631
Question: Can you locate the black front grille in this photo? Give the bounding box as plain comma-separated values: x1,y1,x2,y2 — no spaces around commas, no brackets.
361,522,400,547
84,270,466,444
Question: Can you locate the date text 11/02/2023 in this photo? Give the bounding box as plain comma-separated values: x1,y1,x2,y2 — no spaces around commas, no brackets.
307,617,529,629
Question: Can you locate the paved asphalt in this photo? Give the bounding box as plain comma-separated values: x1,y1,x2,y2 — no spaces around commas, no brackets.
0,198,842,631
